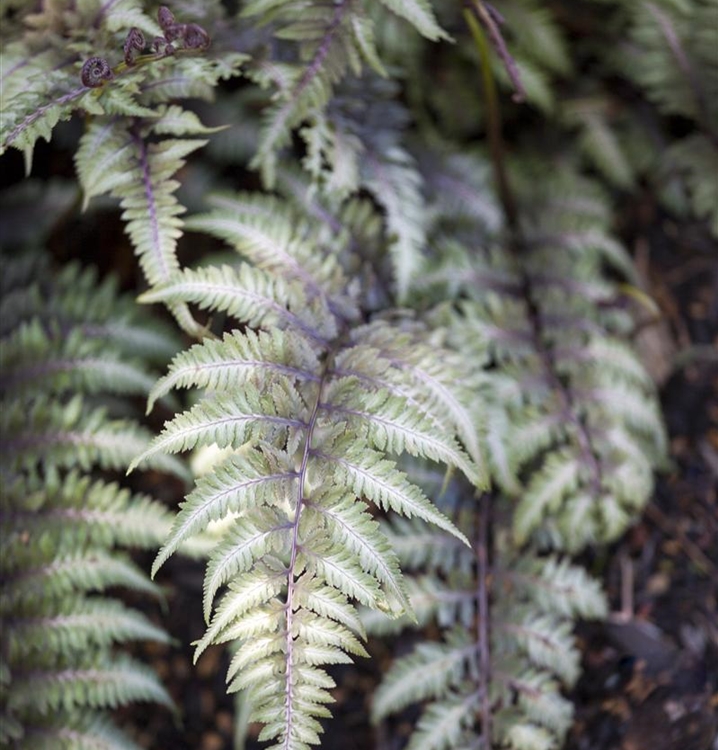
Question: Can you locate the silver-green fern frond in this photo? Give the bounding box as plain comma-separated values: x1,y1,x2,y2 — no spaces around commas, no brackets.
243,0,447,186
368,502,607,750
424,163,666,551
74,107,221,336
132,188,485,749
0,251,183,748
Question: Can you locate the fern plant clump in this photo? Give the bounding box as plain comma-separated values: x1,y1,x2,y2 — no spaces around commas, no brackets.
0,0,694,748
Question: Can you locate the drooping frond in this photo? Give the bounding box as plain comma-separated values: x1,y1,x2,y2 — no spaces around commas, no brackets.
74,108,220,336
131,187,484,748
366,150,663,749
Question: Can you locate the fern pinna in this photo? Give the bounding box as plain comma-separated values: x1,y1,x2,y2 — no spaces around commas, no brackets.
129,186,486,748
0,252,185,749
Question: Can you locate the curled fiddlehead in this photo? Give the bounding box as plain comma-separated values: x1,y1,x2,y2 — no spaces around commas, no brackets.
157,6,211,50
79,7,210,86
123,27,146,66
158,5,177,32
183,23,211,50
80,56,113,87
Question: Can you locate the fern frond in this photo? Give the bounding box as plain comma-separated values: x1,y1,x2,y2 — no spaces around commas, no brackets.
430,166,666,551
243,0,447,187
134,185,484,746
0,251,179,746
368,152,655,750
75,112,218,336
245,0,369,186
2,3,245,336
1,84,88,169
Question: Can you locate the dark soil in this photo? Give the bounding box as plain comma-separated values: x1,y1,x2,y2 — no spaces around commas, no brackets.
562,211,718,750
